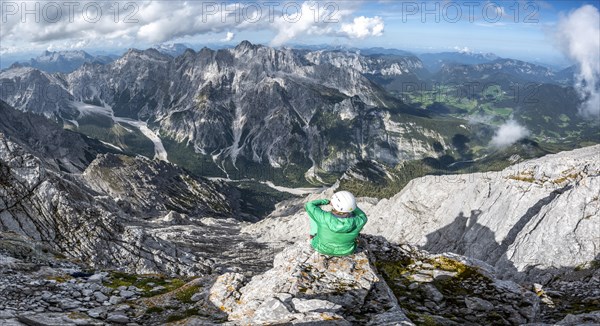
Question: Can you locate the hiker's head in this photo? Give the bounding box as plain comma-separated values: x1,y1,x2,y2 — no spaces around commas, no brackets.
331,191,356,215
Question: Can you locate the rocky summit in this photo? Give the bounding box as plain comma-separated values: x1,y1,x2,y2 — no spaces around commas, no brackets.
2,232,598,325
207,236,412,325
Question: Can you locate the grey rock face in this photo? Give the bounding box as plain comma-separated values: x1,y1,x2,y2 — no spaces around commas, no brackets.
0,133,269,276
465,296,494,311
82,153,236,218
365,235,542,325
0,67,75,117
106,311,129,324
119,290,134,299
17,312,105,326
291,298,342,313
365,145,600,282
0,100,113,173
252,298,294,323
93,292,108,303
558,311,600,325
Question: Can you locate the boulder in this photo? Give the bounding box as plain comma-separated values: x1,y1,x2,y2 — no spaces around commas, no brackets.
209,240,414,325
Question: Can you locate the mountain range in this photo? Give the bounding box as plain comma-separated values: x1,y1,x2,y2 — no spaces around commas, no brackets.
1,42,596,189
0,42,479,187
418,50,500,73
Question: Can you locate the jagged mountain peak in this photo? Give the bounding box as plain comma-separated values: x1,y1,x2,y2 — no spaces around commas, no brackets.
121,47,171,61
234,40,260,51
0,43,453,183
181,47,197,57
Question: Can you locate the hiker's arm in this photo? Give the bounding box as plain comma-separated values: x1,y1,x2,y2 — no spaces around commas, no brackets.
353,207,368,243
353,207,368,232
305,199,329,223
353,206,367,221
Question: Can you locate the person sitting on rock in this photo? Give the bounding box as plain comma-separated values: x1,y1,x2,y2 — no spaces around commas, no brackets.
304,191,368,256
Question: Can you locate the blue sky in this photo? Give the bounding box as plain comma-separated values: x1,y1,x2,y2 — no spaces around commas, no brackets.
1,1,599,67
358,0,600,64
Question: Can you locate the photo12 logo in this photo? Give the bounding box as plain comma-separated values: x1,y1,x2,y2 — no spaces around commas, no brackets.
1,1,140,23
199,2,340,23
401,1,539,23
1,1,343,24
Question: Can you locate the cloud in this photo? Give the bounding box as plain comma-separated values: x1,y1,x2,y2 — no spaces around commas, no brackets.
135,2,240,43
1,1,385,51
490,120,530,148
269,2,384,46
555,5,600,118
270,2,336,46
453,46,471,53
339,16,384,38
221,32,235,42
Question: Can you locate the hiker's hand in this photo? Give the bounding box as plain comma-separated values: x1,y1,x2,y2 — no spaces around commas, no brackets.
317,199,330,205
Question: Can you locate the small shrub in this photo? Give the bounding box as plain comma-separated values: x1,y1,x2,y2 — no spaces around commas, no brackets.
165,308,199,322
175,285,201,303
145,306,164,314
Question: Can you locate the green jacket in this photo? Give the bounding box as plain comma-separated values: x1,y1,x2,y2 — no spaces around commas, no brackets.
305,199,368,256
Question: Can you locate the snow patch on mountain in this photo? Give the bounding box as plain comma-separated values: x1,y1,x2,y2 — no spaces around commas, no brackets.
114,117,169,161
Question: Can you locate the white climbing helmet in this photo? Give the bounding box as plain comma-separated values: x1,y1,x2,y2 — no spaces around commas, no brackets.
331,191,357,213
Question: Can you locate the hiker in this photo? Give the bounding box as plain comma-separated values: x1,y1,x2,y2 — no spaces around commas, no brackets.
304,191,368,256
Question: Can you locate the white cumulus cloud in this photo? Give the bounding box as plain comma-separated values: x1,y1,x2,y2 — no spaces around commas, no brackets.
222,32,235,42
490,120,530,148
269,2,384,46
1,1,385,51
339,16,384,39
453,46,471,53
555,5,600,118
